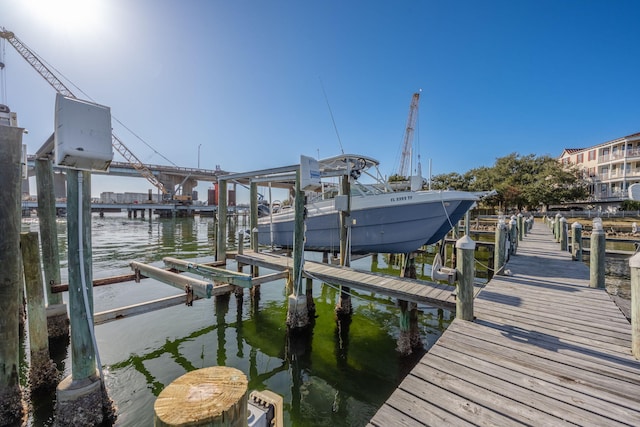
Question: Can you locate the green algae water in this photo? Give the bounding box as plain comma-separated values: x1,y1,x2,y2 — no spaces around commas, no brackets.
22,213,453,426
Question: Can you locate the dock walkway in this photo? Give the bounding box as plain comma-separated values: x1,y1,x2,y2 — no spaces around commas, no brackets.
369,224,640,426
235,252,483,310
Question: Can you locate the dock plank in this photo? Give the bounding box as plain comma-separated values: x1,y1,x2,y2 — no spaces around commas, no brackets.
370,223,640,426
236,251,458,309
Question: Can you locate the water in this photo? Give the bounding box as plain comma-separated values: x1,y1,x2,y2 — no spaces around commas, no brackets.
22,213,453,426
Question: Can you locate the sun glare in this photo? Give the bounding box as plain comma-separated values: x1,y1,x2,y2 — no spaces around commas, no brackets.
24,0,105,32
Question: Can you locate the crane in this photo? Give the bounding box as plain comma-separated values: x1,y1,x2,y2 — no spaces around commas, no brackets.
0,29,170,196
396,92,420,179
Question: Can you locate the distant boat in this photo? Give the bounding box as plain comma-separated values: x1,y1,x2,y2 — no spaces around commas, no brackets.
257,154,479,254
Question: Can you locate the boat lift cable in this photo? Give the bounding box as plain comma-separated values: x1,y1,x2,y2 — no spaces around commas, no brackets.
440,194,456,234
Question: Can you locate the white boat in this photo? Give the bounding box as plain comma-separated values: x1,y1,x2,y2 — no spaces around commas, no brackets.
257,154,479,254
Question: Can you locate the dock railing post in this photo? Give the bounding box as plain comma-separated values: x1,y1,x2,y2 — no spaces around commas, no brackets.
494,219,506,275
456,235,476,321
555,213,561,242
560,217,568,251
509,217,517,255
571,222,582,261
517,213,524,241
590,219,605,289
629,252,640,359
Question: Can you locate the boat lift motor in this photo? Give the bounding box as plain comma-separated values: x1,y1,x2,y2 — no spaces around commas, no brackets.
247,390,284,427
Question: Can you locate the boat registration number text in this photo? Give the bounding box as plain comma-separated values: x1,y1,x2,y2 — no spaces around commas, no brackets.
390,195,412,202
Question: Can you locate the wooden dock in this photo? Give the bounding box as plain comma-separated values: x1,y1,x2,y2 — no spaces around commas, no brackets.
369,224,640,426
235,251,484,310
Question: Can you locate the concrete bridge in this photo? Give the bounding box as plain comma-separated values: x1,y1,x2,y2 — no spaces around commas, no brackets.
25,155,230,199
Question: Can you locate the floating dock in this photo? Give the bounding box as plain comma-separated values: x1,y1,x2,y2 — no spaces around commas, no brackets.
235,251,484,310
368,224,640,426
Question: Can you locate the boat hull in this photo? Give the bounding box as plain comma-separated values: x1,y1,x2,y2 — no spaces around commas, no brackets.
258,191,477,254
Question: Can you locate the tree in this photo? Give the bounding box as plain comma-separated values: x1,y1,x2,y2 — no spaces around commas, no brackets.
430,172,470,191
429,153,589,211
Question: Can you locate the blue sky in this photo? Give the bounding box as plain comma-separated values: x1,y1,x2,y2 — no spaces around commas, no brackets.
3,0,640,198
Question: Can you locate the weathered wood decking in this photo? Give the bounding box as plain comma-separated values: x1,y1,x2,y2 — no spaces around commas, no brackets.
369,224,640,426
235,251,483,310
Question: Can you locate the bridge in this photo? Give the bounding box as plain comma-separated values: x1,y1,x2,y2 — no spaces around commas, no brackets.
24,155,231,200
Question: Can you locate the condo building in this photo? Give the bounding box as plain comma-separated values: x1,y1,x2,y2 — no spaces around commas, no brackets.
559,132,640,201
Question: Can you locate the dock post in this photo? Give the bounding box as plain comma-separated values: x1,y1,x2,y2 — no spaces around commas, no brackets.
336,173,352,316
560,217,568,251
494,219,507,275
0,125,26,425
509,217,517,255
456,235,476,321
20,232,58,393
154,366,248,427
629,253,640,359
250,182,260,277
306,277,315,315
287,168,309,329
397,254,421,355
35,158,69,338
237,231,244,255
590,219,605,289
555,213,561,243
571,222,583,261
517,213,523,241
56,169,115,426
216,178,228,262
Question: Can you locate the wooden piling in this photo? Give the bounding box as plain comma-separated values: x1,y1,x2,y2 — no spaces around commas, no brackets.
571,222,583,261
0,125,26,426
287,168,309,329
35,158,69,338
336,173,353,316
509,218,517,255
216,178,228,262
630,252,640,359
20,232,58,393
456,235,475,321
250,182,259,277
560,217,568,251
154,366,248,427
590,220,606,289
494,220,506,275
517,213,523,241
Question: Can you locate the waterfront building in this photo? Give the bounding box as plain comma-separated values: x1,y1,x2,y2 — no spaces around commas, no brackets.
559,131,640,202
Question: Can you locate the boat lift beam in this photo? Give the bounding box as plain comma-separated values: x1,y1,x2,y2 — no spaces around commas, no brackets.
162,257,289,288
